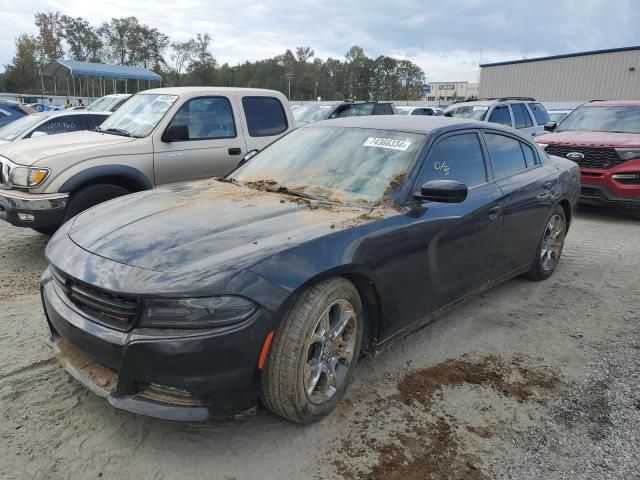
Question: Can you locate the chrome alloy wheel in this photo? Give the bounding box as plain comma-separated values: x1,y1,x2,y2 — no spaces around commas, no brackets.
540,213,565,272
303,299,357,405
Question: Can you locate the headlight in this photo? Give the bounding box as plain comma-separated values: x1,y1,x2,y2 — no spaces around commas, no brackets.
141,296,258,328
615,148,640,160
9,167,50,187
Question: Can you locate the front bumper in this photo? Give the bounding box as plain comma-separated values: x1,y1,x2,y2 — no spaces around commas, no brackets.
579,159,640,208
0,189,68,228
41,268,267,422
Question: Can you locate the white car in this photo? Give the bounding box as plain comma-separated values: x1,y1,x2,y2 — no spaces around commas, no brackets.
0,110,110,145
396,106,443,116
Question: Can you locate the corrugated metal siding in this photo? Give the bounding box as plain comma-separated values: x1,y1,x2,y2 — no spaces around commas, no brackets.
479,50,640,101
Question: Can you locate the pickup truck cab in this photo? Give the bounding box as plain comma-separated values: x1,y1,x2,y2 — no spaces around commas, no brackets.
0,87,293,234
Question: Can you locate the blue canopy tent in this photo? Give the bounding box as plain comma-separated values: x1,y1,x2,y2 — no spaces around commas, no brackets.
41,60,163,104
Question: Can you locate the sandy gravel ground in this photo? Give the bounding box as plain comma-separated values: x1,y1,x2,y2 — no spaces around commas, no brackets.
0,205,639,480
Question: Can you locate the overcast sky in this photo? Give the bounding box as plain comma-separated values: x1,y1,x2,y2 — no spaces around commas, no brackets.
1,0,638,82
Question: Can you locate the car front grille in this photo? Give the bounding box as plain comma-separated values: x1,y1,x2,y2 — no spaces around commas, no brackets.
545,145,624,169
51,267,139,330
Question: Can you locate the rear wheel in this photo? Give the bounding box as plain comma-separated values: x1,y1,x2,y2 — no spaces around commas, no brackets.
260,277,363,423
525,205,566,281
63,184,130,222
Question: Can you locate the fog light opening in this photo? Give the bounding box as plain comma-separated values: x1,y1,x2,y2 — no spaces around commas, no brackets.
17,212,35,222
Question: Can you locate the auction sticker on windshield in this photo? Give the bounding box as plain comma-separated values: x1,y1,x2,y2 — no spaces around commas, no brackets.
363,137,412,151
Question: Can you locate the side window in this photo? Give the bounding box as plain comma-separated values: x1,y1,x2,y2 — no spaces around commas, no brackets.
421,133,487,188
372,103,394,115
488,105,512,126
242,96,288,137
511,103,533,128
336,103,375,118
32,116,84,136
528,103,550,125
169,96,236,140
424,108,434,116
485,133,528,178
87,114,108,130
521,142,537,166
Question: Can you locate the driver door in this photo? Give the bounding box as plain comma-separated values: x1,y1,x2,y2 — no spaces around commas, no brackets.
153,95,247,185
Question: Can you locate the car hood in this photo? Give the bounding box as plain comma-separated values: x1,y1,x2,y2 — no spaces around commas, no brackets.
536,130,640,148
68,180,370,274
0,130,136,166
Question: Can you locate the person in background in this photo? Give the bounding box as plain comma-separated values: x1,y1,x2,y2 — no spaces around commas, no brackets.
64,98,72,109
78,99,85,107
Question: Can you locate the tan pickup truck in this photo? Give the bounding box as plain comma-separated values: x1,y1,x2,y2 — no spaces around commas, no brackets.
0,87,294,234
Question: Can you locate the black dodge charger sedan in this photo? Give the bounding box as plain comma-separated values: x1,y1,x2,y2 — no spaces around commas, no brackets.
41,116,580,423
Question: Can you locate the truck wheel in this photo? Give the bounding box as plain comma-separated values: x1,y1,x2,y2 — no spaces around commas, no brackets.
64,184,130,222
524,205,567,281
260,277,363,423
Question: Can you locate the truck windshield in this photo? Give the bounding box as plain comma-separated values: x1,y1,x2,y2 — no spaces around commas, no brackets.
98,94,178,137
557,105,640,134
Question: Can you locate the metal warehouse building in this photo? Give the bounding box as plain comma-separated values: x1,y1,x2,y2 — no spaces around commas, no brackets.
479,46,640,102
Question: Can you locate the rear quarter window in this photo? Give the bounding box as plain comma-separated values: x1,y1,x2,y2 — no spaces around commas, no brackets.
242,96,288,137
528,103,550,125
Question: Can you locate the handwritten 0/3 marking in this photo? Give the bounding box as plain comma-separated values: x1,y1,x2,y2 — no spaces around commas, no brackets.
433,160,450,175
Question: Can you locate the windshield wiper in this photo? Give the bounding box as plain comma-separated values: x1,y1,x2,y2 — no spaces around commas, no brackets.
96,127,132,137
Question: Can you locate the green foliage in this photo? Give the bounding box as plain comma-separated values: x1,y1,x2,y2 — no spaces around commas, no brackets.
3,12,426,100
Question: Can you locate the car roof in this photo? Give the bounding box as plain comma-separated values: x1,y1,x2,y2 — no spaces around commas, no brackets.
583,100,640,107
306,115,524,137
142,86,286,96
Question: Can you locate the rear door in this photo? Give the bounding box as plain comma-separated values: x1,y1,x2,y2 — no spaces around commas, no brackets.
153,95,246,184
237,95,290,152
487,104,513,128
511,103,537,136
482,130,554,278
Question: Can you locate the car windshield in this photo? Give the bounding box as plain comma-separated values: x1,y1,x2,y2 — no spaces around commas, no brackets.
230,126,423,205
0,114,46,141
87,96,119,112
98,94,178,137
444,105,489,120
293,104,333,124
556,105,640,134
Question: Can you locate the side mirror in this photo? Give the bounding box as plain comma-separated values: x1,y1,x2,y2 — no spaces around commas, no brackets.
544,121,557,132
161,124,189,142
238,149,259,167
415,180,468,203
31,131,48,138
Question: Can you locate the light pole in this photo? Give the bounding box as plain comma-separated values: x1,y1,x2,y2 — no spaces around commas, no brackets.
285,72,294,101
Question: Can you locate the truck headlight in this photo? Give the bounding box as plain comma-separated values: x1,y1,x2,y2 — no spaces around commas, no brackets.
141,296,258,329
615,148,640,160
9,167,50,187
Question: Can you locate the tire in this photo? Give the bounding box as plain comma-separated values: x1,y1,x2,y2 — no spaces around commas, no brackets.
31,226,58,236
524,205,567,281
63,184,130,222
260,277,364,423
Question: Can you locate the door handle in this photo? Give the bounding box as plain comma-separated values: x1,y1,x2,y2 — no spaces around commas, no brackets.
488,206,502,220
228,147,241,155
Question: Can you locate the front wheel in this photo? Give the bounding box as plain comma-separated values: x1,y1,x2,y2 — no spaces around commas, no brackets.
63,184,130,222
524,205,567,281
260,277,363,423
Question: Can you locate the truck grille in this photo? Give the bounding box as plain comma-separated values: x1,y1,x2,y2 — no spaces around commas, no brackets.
545,145,624,169
51,267,139,330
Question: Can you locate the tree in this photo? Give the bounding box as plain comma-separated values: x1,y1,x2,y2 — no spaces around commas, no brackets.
188,34,217,85
60,15,103,62
34,11,64,63
4,34,40,93
295,46,314,63
170,39,196,86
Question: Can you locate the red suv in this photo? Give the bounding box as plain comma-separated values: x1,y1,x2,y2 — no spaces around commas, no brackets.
535,101,640,215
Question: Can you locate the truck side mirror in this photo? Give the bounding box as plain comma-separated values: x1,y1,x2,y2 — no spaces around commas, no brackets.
162,124,189,142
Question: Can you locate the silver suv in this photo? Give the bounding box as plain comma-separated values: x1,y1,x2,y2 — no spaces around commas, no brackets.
443,97,550,136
